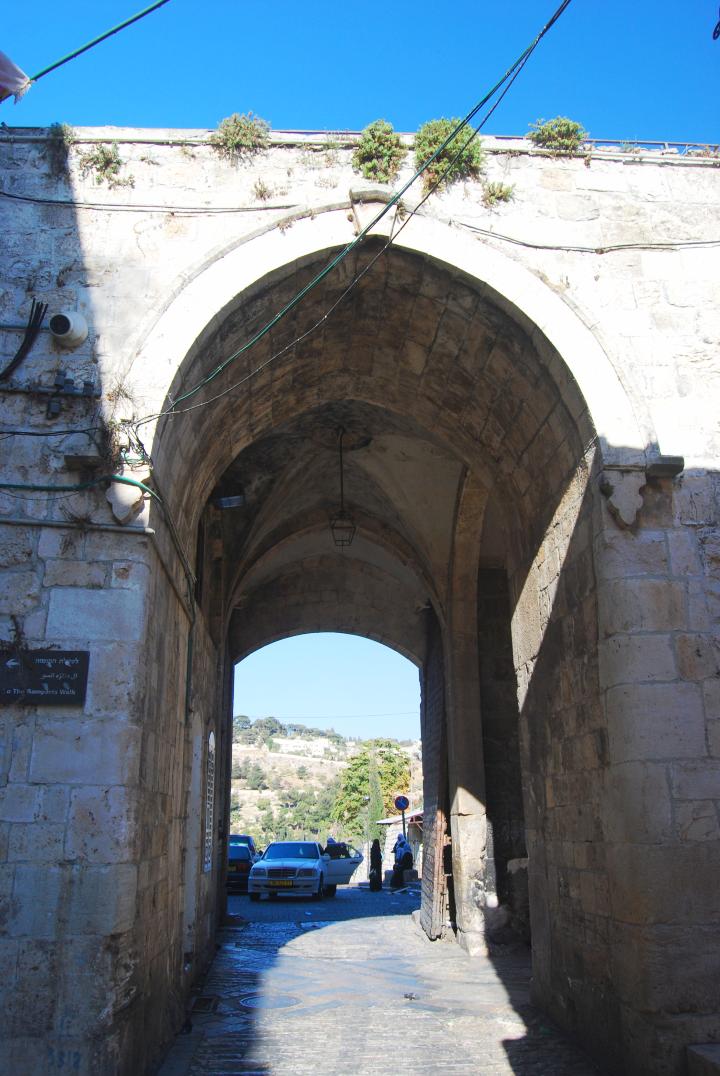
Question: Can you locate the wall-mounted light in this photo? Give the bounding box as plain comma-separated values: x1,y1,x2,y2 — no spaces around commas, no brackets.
329,426,356,548
213,494,245,509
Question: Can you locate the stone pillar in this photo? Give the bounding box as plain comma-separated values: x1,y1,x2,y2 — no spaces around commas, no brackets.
0,516,223,1075
445,473,488,955
511,458,626,1069
597,469,720,1075
478,568,528,935
419,608,449,941
0,524,149,1073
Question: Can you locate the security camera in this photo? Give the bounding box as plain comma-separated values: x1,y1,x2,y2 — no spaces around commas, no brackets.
49,311,88,348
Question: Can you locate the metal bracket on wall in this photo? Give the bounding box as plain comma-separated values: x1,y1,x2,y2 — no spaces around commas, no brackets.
0,370,100,418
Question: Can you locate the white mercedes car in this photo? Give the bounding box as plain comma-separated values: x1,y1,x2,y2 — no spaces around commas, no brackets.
248,840,363,900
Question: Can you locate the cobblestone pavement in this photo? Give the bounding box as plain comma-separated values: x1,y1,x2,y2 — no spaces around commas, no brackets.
157,885,604,1076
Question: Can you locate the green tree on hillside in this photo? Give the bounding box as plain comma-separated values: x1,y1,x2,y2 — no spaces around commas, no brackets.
251,716,286,744
368,747,384,842
245,762,267,790
231,758,247,780
232,715,251,740
331,739,411,840
250,778,341,846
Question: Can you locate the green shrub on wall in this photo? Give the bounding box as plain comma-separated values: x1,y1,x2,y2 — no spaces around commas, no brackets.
414,118,485,192
78,142,134,188
352,120,406,184
211,111,270,161
528,116,587,155
482,180,514,207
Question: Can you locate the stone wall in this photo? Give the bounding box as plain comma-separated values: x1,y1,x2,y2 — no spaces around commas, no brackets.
0,519,151,1072
511,457,625,1067
0,127,718,1075
0,512,222,1072
596,470,720,1072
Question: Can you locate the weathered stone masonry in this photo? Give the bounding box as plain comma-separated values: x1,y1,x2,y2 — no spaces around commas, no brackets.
0,127,718,1075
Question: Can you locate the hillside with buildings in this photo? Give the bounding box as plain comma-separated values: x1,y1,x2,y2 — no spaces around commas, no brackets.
229,717,422,848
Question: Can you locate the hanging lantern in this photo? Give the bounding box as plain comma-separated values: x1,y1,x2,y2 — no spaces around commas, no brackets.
329,427,356,548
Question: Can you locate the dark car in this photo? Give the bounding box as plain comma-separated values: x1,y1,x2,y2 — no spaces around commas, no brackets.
227,842,253,892
229,833,259,859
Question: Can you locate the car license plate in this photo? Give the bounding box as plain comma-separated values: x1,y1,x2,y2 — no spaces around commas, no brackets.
267,879,293,887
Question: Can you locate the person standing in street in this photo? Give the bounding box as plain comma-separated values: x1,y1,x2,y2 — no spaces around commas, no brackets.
369,838,383,891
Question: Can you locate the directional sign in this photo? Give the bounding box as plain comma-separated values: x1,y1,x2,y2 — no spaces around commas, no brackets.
0,650,89,706
394,794,410,812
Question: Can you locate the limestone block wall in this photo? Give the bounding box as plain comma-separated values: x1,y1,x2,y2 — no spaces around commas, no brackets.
0,127,718,1075
509,456,624,1065
596,470,720,1072
0,521,150,1071
0,515,223,1073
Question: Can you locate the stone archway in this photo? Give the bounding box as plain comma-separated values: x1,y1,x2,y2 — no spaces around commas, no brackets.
3,130,717,1076
131,223,642,1070
16,207,693,1076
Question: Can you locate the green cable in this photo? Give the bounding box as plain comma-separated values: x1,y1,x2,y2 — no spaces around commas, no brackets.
29,0,173,84
0,473,159,500
161,0,575,418
0,472,197,593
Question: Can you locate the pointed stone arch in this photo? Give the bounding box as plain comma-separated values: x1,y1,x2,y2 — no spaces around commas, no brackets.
128,206,654,480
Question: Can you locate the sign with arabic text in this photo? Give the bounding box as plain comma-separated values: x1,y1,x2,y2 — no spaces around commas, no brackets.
0,649,90,706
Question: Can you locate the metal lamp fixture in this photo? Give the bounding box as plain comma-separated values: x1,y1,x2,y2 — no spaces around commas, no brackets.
329,427,356,548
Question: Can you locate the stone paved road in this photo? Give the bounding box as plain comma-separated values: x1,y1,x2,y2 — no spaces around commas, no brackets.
157,885,604,1076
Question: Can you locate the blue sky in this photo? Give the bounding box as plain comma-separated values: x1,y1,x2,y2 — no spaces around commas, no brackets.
233,635,421,742
2,1,718,142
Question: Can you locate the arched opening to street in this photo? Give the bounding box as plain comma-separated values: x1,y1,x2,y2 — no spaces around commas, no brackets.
132,215,650,1073
228,632,422,895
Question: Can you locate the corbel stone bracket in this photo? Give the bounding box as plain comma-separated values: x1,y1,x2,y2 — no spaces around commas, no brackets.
600,456,684,529
106,472,152,525
348,185,401,237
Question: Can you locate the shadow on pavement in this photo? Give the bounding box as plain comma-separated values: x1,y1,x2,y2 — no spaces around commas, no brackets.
157,884,604,1075
157,884,420,1075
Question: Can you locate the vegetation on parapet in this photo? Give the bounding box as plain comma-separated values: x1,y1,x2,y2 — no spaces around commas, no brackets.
528,116,588,155
211,111,270,161
414,117,485,192
352,119,406,184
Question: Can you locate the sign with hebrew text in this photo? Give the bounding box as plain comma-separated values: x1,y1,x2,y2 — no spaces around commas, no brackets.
0,650,89,706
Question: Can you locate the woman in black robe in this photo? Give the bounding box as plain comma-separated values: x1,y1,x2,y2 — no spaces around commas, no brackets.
369,838,383,891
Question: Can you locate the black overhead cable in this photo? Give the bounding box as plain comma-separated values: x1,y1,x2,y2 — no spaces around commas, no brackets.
129,0,579,433
0,299,48,382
